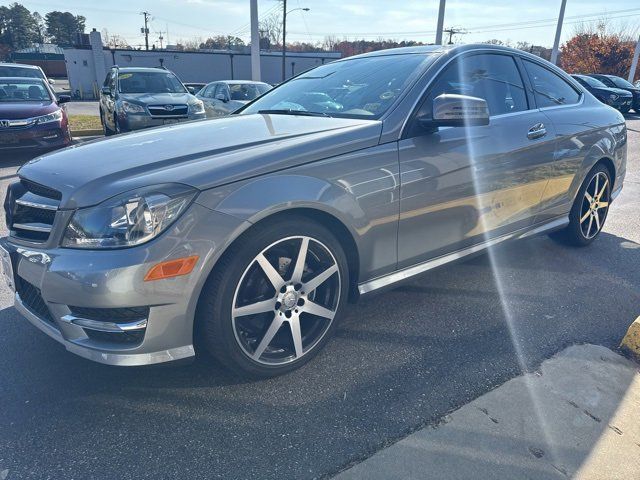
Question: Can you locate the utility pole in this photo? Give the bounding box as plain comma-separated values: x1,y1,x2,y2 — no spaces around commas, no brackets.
141,11,151,51
281,0,287,82
550,0,567,65
435,0,446,45
250,0,261,81
443,27,464,45
157,30,165,49
628,35,640,84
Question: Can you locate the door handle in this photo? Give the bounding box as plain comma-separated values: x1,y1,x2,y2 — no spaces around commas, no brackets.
527,123,547,140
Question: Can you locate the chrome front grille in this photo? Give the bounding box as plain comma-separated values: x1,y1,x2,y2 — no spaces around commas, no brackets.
148,104,188,117
5,179,61,243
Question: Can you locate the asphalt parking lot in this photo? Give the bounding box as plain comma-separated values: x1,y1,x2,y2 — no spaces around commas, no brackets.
0,116,639,480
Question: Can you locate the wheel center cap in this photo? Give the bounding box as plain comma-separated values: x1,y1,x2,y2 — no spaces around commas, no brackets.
282,291,297,309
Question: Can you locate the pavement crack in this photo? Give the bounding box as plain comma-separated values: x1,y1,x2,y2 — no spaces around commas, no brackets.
528,446,545,458
583,410,601,423
608,425,623,435
476,406,499,424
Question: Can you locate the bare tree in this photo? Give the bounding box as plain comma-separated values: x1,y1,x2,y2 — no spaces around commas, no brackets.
259,12,283,49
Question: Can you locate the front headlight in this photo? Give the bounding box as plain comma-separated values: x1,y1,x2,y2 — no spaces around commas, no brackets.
609,93,619,102
122,101,146,114
62,184,197,249
189,100,205,114
35,109,63,124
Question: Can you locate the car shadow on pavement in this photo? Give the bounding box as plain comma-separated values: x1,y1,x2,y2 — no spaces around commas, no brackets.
0,232,638,479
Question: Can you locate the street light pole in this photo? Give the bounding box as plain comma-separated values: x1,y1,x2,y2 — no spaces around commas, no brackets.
281,4,309,83
628,35,640,84
250,0,261,81
550,0,567,65
281,0,287,83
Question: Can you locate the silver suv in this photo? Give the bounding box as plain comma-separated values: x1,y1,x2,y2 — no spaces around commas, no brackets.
99,66,206,135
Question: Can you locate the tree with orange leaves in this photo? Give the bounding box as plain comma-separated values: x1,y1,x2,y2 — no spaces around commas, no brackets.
561,32,637,81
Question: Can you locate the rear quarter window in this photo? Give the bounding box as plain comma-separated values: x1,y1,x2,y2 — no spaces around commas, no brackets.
522,60,580,108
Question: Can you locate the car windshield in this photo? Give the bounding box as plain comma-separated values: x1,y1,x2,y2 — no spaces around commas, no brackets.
118,71,187,94
0,79,51,102
0,66,43,79
578,75,607,88
229,83,271,101
241,54,431,119
610,76,635,89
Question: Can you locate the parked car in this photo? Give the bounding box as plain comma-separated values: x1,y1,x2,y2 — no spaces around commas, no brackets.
587,74,640,112
571,74,633,112
635,79,640,89
0,62,55,85
0,77,71,150
2,45,626,377
99,66,206,135
196,80,271,117
184,82,206,95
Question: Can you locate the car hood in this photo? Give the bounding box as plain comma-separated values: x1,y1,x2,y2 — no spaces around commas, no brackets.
19,114,383,209
0,101,57,119
119,92,194,104
607,88,633,97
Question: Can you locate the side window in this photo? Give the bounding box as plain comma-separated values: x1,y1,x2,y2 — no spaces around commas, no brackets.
522,60,580,108
408,53,527,136
103,72,111,87
108,71,117,91
204,84,216,98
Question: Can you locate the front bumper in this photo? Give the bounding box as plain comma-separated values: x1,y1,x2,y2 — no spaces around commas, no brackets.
2,204,248,366
0,125,71,150
120,112,207,132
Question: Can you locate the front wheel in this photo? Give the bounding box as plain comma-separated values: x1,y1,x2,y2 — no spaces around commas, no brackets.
101,110,114,136
550,164,611,246
196,217,349,377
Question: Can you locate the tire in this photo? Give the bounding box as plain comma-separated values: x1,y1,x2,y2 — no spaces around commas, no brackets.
196,216,350,378
114,114,122,134
550,164,612,247
101,110,114,136
619,105,631,114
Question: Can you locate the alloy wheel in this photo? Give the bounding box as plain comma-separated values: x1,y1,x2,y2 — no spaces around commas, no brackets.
579,171,610,240
231,236,341,365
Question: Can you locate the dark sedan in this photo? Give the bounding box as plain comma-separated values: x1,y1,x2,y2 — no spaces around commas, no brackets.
587,74,640,112
571,74,633,112
0,77,71,151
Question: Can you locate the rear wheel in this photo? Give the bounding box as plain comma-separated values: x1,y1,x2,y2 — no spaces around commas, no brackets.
197,217,349,377
550,164,611,246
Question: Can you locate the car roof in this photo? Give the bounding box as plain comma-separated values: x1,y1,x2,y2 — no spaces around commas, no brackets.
0,62,41,70
216,80,270,85
114,67,173,73
0,76,46,82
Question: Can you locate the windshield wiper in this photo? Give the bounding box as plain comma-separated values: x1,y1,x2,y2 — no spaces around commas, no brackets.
257,109,330,117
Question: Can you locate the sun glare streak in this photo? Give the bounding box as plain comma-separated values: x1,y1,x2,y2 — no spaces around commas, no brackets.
458,59,561,462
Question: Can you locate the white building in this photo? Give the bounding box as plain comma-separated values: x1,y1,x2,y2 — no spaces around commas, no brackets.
63,30,341,99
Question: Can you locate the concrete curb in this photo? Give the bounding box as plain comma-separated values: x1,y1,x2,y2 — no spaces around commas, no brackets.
71,129,103,137
620,316,640,360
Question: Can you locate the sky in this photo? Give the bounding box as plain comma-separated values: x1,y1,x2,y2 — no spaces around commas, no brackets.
8,0,640,49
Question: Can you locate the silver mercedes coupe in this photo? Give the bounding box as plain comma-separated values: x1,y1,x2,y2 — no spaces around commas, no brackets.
1,45,626,377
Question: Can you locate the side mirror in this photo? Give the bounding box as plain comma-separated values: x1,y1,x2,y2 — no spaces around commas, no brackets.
186,86,196,95
48,78,56,85
215,93,229,103
57,95,71,104
100,86,112,96
421,94,490,128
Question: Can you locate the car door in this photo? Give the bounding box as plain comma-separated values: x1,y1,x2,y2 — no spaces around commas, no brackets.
397,52,558,269
520,59,593,222
213,84,233,116
100,70,117,130
199,83,218,118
